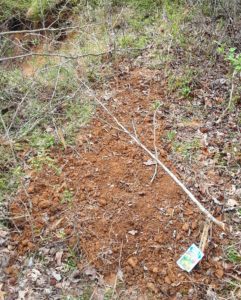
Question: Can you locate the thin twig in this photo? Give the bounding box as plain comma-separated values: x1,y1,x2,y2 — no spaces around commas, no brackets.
0,112,17,163
111,240,123,300
0,26,79,36
0,47,147,62
199,221,211,252
151,108,158,183
216,70,236,124
0,50,110,62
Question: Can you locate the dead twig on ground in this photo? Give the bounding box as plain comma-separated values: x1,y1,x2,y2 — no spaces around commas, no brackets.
216,70,236,124
151,107,158,183
0,47,147,62
111,240,123,299
0,26,81,37
0,112,17,163
199,221,212,252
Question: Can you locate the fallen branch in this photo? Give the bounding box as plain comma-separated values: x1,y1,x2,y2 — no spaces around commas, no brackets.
80,80,226,230
0,26,79,36
0,47,147,62
0,50,110,62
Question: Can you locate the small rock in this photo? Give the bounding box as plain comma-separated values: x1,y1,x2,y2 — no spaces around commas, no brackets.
138,191,146,196
49,277,57,286
0,238,6,246
152,267,159,273
127,257,138,268
164,276,171,284
176,292,182,300
28,185,35,193
215,268,224,279
143,159,156,166
182,223,189,232
200,127,209,133
159,283,169,294
99,198,107,206
147,282,158,293
128,230,138,236
226,199,239,208
191,220,198,230
159,149,166,157
39,200,52,209
5,266,18,276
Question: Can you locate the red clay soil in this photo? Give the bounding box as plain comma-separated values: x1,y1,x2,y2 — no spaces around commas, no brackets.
9,68,227,298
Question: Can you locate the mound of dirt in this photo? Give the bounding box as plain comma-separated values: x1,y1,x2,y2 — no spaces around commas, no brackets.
9,68,226,298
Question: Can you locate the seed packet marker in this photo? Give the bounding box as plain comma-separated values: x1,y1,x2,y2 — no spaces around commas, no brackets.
177,244,204,272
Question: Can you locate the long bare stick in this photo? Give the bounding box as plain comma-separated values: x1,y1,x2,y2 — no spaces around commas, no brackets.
80,80,226,230
0,47,147,62
0,50,111,62
0,26,79,36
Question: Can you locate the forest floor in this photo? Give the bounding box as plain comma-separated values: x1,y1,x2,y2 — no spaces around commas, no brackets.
0,3,241,300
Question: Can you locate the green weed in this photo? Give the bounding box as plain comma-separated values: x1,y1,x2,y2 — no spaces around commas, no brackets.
226,247,241,264
173,138,201,159
227,48,241,72
29,152,61,174
0,0,31,22
0,164,24,202
166,130,176,142
64,255,77,271
65,101,94,142
118,34,149,49
61,189,74,204
167,69,195,98
56,228,66,239
79,287,93,300
30,132,55,150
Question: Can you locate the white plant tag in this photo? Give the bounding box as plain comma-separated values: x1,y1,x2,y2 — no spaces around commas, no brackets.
177,244,204,272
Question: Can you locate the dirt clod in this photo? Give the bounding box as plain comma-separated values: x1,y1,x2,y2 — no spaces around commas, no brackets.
127,257,138,268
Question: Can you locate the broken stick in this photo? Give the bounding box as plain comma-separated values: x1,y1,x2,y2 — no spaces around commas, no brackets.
80,80,226,230
199,221,212,252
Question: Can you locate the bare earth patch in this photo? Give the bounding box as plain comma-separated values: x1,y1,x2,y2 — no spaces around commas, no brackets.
4,68,231,299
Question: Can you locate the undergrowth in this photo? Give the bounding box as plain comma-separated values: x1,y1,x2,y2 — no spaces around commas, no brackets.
0,0,240,298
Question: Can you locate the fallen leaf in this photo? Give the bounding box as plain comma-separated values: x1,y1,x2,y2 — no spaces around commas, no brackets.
52,270,61,282
55,251,63,266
